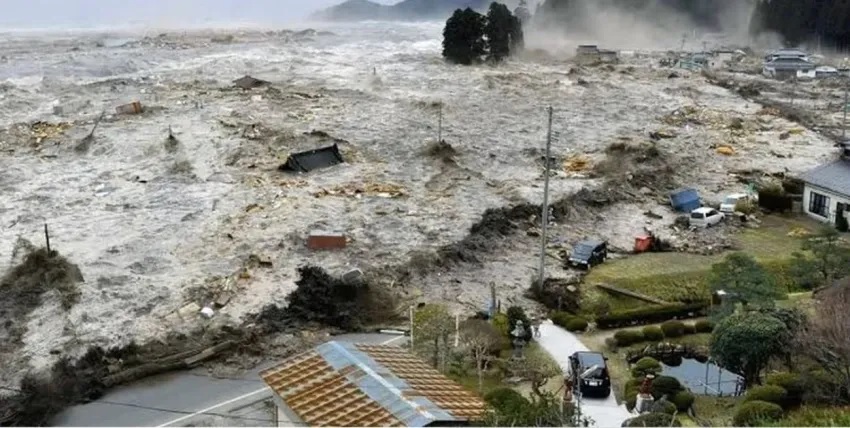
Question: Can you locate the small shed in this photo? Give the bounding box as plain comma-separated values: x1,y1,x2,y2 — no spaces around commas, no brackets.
669,188,701,212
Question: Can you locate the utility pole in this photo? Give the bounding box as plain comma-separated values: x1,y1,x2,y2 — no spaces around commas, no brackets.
538,106,554,288
409,306,415,348
680,34,686,52
843,80,848,140
438,102,443,143
44,223,51,253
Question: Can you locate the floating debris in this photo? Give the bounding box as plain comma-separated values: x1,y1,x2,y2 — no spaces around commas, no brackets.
115,101,143,115
233,75,270,90
313,182,407,199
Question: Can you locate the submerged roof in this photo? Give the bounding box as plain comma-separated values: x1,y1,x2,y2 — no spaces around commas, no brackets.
801,159,850,196
260,341,487,427
279,144,345,173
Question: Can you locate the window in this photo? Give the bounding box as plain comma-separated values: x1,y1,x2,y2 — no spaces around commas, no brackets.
809,191,830,217
690,212,705,219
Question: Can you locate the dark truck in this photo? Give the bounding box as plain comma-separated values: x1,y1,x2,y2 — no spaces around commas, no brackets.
567,239,608,270
568,351,612,398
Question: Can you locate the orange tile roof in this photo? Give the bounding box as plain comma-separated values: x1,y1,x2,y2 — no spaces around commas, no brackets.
259,341,487,427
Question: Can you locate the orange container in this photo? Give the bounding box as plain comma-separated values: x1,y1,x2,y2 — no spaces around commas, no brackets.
634,236,653,253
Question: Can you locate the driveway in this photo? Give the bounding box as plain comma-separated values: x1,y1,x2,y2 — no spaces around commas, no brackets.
537,320,633,427
52,333,407,427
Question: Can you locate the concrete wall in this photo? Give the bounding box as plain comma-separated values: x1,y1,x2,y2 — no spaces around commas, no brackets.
803,184,850,224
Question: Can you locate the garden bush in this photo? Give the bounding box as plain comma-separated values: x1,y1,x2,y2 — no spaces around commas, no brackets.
671,391,695,412
777,406,850,426
683,323,697,335
655,400,677,415
596,303,708,329
765,372,805,408
614,329,645,346
650,376,684,400
484,387,529,412
623,412,681,427
733,400,784,426
631,357,662,378
642,326,664,341
694,319,714,333
624,379,642,411
492,313,510,337
565,317,588,332
604,337,618,352
550,312,573,328
660,320,686,338
744,385,788,407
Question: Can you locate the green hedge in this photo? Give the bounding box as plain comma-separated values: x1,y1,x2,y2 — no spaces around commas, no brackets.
744,385,788,408
671,391,695,412
765,372,804,408
642,326,664,341
694,319,714,333
624,412,682,427
651,376,684,400
551,312,588,332
596,303,708,329
733,400,784,426
614,329,645,346
660,320,686,338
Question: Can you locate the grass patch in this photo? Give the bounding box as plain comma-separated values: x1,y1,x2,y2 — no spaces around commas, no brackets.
692,395,742,427
448,370,504,397
586,215,816,303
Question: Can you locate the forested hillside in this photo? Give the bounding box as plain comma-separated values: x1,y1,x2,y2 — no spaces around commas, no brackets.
750,0,850,49
537,0,742,30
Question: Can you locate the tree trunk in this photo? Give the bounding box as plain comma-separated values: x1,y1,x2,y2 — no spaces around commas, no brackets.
433,337,439,368
477,357,484,393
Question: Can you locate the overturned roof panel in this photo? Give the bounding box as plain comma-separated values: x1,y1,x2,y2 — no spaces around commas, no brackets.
279,144,345,173
233,75,269,89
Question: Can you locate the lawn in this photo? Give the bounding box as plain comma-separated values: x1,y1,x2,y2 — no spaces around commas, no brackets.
691,395,741,426
585,215,820,304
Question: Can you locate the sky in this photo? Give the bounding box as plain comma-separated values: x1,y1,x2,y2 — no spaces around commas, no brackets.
0,0,399,29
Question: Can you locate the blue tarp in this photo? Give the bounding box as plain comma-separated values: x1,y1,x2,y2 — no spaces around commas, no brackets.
670,188,701,212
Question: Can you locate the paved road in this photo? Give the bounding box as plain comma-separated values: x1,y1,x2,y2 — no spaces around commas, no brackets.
52,333,407,427
537,320,633,428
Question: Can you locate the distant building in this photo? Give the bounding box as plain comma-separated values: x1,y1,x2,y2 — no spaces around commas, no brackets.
576,45,619,65
801,143,850,225
261,341,488,427
763,56,816,79
765,48,810,63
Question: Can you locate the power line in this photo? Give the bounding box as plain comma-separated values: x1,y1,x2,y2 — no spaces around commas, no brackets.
0,386,275,424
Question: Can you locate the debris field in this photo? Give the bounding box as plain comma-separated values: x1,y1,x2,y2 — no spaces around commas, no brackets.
0,24,837,386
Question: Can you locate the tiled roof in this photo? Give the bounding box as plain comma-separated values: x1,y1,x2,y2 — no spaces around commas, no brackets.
801,159,850,196
260,341,487,427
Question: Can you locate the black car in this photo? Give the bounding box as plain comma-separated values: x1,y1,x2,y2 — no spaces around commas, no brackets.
568,351,611,398
567,239,608,269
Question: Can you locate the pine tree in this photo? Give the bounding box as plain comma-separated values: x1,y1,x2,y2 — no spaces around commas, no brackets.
442,8,487,65
485,2,524,62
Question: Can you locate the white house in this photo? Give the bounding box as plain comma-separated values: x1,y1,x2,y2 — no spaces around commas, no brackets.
801,156,850,224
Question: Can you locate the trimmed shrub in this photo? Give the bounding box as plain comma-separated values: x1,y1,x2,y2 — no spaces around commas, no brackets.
484,387,530,412
660,320,686,338
624,378,642,412
596,303,708,329
550,312,573,328
733,400,784,426
604,337,618,352
642,326,664,341
744,385,788,407
765,372,805,408
651,376,684,400
565,317,589,332
694,319,714,333
655,400,677,415
631,357,662,378
492,313,510,337
671,391,695,412
683,323,697,335
623,412,681,427
614,329,645,346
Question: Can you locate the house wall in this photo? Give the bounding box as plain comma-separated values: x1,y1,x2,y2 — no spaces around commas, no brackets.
803,183,850,224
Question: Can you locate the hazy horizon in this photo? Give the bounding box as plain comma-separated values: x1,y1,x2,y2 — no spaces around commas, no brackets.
0,0,401,30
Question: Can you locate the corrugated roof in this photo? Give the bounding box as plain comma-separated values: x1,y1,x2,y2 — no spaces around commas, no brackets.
260,341,487,427
801,159,850,196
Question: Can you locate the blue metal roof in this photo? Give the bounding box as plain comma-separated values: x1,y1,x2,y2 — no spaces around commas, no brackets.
314,341,459,427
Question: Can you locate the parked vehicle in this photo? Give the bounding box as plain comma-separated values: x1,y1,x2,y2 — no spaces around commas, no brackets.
689,207,725,228
568,239,608,269
719,193,755,214
568,351,611,398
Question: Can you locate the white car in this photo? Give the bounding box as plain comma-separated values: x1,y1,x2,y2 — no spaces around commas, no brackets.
690,207,725,228
719,193,754,214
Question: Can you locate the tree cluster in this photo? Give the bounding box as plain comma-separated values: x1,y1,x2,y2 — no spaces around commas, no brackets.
750,0,850,49
442,3,524,65
537,0,739,31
